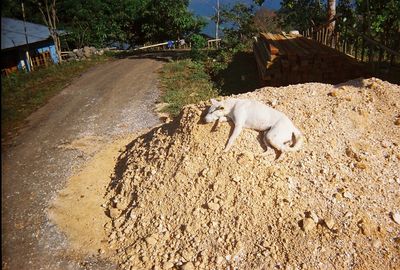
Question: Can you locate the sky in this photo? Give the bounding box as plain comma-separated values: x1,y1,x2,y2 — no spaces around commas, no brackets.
188,0,282,38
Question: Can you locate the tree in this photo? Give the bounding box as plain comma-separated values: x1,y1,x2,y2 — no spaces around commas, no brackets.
1,0,42,22
37,0,62,63
131,0,205,45
355,0,400,50
216,3,257,49
278,0,325,32
254,7,280,34
58,0,138,48
327,0,336,32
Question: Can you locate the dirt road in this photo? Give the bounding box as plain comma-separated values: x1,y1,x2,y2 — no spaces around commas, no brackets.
1,57,164,269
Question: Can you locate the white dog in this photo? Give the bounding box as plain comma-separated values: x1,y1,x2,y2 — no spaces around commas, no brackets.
204,98,304,154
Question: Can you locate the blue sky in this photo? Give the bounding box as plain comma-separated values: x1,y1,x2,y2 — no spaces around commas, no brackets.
189,0,282,37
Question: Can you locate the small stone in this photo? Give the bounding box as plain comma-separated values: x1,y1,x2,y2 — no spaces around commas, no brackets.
207,202,220,211
216,256,224,264
108,208,121,219
343,191,353,199
372,239,381,248
181,250,194,261
391,212,400,225
358,217,375,236
344,212,352,219
355,162,367,170
200,168,209,177
162,261,174,269
324,217,335,229
181,262,194,270
310,212,319,223
302,218,316,233
329,90,340,97
381,140,391,148
231,175,241,183
395,118,400,126
145,234,158,245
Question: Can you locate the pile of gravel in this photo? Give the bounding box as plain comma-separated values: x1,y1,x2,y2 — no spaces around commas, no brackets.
105,77,400,269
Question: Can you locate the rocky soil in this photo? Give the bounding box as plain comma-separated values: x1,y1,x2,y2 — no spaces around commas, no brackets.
105,77,400,270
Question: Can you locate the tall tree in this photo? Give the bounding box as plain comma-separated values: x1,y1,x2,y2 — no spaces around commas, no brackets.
278,0,325,32
254,7,280,34
132,0,205,44
217,3,257,48
327,0,336,32
355,0,400,50
37,0,62,63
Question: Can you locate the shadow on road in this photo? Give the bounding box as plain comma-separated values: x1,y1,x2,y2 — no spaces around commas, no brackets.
112,50,191,63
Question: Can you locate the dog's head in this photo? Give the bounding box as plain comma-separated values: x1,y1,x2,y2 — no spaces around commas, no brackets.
204,99,226,123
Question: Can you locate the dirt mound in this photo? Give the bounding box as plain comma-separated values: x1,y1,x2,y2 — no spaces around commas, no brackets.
105,78,400,269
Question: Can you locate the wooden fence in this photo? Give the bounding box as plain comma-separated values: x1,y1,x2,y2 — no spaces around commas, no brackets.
302,16,400,79
134,39,222,51
1,51,53,76
31,51,52,69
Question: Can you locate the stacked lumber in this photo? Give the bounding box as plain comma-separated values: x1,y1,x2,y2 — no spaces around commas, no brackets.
253,32,367,86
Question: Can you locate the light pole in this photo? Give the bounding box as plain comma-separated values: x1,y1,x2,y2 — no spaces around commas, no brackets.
21,0,33,71
214,0,220,40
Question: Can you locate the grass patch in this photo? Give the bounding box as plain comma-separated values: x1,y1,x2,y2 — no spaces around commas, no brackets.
1,54,112,140
159,59,220,116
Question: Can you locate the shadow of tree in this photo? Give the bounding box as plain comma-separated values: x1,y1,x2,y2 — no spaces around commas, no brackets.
111,50,191,63
213,51,262,95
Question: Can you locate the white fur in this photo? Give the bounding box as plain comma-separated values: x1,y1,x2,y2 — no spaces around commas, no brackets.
205,98,304,153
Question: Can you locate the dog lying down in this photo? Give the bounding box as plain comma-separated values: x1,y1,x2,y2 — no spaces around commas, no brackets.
204,98,304,154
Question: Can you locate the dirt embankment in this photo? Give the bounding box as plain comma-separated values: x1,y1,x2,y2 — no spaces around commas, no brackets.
52,77,400,270
100,77,400,269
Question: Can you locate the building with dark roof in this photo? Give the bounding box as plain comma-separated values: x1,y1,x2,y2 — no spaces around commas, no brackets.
1,17,64,75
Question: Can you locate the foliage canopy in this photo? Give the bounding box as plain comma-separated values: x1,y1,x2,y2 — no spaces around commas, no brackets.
1,0,205,48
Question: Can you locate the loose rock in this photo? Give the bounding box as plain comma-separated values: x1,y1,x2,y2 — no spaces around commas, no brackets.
207,202,220,212
302,218,316,233
391,212,400,225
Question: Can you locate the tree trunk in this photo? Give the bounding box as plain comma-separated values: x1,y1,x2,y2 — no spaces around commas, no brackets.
327,0,336,32
327,0,336,47
39,0,62,63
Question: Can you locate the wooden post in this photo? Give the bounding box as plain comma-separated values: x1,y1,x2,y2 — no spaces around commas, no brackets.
368,44,374,72
361,38,365,62
378,48,383,70
354,38,358,60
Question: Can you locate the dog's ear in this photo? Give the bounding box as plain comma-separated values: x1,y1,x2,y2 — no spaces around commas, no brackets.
210,98,218,105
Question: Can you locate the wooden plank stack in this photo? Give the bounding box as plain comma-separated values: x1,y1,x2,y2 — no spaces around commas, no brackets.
253,32,368,86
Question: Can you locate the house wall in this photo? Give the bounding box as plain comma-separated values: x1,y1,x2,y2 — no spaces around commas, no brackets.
1,39,59,74
36,43,59,64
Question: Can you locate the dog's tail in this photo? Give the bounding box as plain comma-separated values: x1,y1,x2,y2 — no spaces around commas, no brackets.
283,130,304,152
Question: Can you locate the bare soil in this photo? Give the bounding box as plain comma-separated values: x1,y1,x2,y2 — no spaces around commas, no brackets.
1,57,163,270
